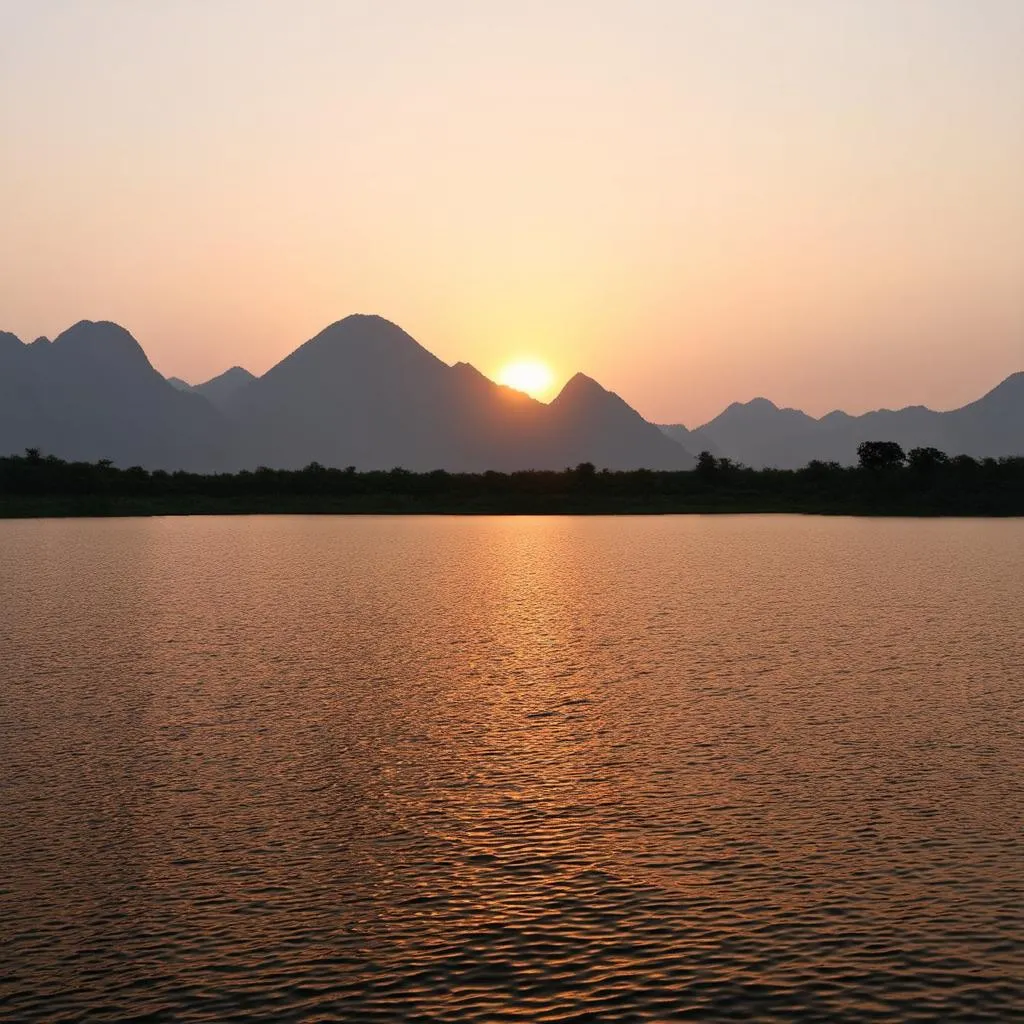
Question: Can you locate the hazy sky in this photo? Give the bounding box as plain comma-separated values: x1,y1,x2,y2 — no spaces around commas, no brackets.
2,0,1022,424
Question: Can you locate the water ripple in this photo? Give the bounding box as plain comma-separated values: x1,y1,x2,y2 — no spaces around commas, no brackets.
1,515,1022,1021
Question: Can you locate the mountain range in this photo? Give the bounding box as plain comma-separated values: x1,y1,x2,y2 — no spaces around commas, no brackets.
0,322,229,472
1,315,1019,472
659,373,1024,468
0,315,694,472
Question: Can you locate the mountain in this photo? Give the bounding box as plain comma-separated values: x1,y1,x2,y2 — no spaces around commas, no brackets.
943,372,1024,456
5,315,1018,473
661,374,1024,468
165,367,255,412
228,315,695,471
546,373,695,470
225,314,481,470
193,366,255,412
658,423,722,459
0,321,229,471
3,315,693,472
0,331,22,354
687,398,833,468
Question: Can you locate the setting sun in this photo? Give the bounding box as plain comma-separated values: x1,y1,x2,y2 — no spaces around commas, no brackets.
496,360,555,400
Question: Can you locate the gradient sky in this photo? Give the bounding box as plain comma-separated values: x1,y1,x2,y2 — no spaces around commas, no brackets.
1,0,1022,425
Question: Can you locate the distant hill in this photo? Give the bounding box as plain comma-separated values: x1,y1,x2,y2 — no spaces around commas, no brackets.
2,315,693,472
165,366,255,404
659,373,1024,468
193,366,256,413
0,322,229,471
658,423,722,460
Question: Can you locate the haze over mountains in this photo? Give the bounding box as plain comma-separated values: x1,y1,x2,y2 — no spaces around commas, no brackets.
659,374,1024,468
0,315,694,472
1,314,1020,472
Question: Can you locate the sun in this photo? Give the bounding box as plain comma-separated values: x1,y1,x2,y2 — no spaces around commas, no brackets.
496,359,555,400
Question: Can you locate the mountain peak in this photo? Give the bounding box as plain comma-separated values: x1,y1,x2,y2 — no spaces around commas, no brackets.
0,330,22,352
52,320,152,367
299,314,444,366
249,315,452,416
954,369,1024,418
547,371,694,468
982,370,1024,398
710,396,781,423
337,312,396,326
551,371,644,419
204,365,254,385
193,365,257,412
317,313,410,344
553,372,606,401
56,319,133,339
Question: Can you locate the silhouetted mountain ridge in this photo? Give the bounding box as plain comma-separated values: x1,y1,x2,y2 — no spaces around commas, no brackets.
8,313,1016,472
227,315,693,471
0,321,229,470
2,315,694,472
659,373,1024,467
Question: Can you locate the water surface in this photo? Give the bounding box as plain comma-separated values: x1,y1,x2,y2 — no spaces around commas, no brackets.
2,515,1022,1022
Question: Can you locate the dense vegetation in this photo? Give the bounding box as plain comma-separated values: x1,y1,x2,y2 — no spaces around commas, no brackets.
1,444,1022,517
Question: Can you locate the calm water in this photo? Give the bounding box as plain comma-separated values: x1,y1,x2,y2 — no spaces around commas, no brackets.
1,515,1022,1023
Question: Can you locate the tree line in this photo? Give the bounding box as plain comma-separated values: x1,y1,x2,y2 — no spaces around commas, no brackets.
1,443,1022,516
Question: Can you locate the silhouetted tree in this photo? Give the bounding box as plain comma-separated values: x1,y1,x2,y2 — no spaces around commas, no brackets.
908,447,949,472
715,456,742,479
803,459,842,478
2,450,1021,515
857,441,906,471
696,451,717,481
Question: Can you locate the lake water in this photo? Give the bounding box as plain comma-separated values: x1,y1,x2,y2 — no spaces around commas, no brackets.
1,515,1022,1022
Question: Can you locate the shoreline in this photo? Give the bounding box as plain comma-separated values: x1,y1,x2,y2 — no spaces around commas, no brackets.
2,498,1021,519
4,453,1022,519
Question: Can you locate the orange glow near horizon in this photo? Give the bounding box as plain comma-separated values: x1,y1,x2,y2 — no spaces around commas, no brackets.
496,360,556,401
1,2,1022,425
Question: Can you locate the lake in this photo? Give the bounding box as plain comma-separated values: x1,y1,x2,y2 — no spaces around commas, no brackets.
1,515,1021,1022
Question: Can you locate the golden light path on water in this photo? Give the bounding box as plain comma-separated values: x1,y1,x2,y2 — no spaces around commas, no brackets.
1,515,1022,1021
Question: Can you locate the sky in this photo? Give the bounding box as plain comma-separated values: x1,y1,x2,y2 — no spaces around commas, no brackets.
1,0,1022,426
